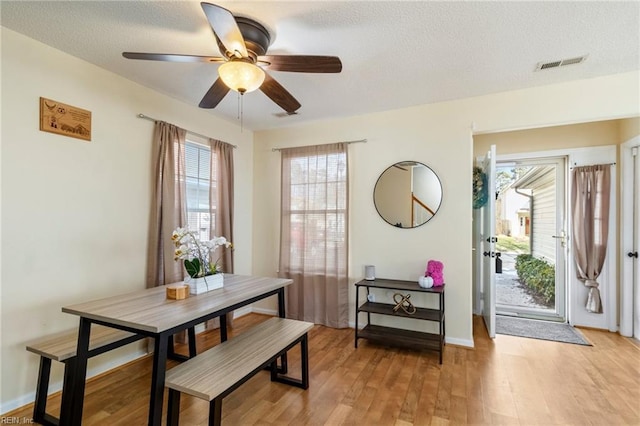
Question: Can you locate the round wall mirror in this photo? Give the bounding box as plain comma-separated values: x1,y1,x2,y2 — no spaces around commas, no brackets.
373,161,443,228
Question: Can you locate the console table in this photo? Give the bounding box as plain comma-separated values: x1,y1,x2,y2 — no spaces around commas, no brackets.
354,278,445,363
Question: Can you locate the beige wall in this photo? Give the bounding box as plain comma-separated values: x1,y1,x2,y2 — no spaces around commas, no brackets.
252,70,640,348
473,119,621,158
0,28,253,411
618,117,640,143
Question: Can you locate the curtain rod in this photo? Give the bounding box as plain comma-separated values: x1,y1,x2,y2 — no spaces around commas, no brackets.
570,162,616,169
137,114,237,148
271,139,367,152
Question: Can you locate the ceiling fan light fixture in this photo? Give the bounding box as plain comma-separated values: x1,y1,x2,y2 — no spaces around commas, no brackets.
218,61,265,93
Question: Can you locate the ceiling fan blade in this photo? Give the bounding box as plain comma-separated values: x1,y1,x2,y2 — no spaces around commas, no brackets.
201,2,248,59
260,55,342,73
260,73,301,114
199,78,231,109
123,52,225,63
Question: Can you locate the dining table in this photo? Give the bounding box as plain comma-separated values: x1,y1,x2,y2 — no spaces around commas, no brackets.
59,274,293,426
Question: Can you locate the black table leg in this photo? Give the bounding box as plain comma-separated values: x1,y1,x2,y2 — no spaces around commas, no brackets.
33,357,51,423
148,333,169,426
355,286,359,348
277,287,288,374
167,334,176,357
167,389,181,426
300,333,309,389
61,317,91,426
278,288,286,318
168,328,197,361
220,314,228,342
188,326,197,357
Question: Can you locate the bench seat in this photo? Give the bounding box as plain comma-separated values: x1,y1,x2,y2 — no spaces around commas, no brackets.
165,317,313,425
26,324,139,362
26,325,144,426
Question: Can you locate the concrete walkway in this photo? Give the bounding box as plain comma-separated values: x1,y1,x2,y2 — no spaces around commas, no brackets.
495,253,553,310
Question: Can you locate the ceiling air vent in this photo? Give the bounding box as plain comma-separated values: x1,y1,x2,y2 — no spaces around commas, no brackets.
535,55,588,71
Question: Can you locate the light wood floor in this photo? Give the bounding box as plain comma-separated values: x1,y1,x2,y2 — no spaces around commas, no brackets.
8,314,640,425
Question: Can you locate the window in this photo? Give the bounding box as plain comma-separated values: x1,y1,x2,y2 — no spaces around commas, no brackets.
184,137,217,241
282,146,348,274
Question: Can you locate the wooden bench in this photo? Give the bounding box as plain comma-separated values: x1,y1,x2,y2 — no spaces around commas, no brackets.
165,317,314,426
26,325,144,425
26,324,197,426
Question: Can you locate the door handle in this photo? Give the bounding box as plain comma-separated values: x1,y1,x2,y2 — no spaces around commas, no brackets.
628,251,639,258
552,231,567,248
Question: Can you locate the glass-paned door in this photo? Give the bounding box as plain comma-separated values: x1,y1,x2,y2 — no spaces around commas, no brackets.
494,157,566,321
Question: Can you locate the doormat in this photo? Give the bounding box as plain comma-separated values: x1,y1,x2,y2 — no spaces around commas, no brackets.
496,316,591,346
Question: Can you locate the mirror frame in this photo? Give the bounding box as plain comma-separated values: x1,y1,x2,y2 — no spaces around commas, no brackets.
373,161,443,228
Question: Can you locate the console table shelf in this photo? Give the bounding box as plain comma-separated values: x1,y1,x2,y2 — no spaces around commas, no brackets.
358,301,443,321
355,278,445,363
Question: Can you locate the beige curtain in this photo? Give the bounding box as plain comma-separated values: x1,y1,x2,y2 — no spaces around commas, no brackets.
279,143,349,328
212,139,234,275
145,121,188,346
205,139,235,330
146,121,187,288
571,164,611,313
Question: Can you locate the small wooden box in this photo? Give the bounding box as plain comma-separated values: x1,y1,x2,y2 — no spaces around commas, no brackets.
166,285,189,300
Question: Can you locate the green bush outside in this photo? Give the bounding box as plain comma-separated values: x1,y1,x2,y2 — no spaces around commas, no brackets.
514,254,555,303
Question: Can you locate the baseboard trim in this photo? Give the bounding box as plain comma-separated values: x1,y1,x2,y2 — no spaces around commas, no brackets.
251,306,278,316
445,336,475,348
1,348,148,415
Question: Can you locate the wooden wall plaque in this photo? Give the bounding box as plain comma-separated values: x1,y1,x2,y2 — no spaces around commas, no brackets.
40,97,92,141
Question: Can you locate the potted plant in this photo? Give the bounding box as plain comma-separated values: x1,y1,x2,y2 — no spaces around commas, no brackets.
172,227,232,294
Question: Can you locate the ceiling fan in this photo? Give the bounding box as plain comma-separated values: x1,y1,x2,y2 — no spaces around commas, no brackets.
123,2,342,115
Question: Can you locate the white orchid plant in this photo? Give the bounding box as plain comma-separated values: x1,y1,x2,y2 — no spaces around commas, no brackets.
172,227,232,279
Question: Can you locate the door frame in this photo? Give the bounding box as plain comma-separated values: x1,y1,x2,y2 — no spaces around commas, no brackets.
474,145,618,330
481,145,497,338
620,135,640,337
493,156,567,322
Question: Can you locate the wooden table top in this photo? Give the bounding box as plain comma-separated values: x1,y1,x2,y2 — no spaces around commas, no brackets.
62,274,292,333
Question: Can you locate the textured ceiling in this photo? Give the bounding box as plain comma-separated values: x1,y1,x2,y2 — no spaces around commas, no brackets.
1,1,639,131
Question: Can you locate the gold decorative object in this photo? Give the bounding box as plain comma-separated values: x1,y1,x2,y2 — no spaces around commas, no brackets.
166,285,189,300
392,293,416,315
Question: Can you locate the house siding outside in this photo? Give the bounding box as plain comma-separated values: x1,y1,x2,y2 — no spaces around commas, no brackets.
517,167,556,265
531,171,556,265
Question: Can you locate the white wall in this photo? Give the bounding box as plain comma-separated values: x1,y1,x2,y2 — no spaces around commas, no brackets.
252,70,640,348
0,28,253,412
